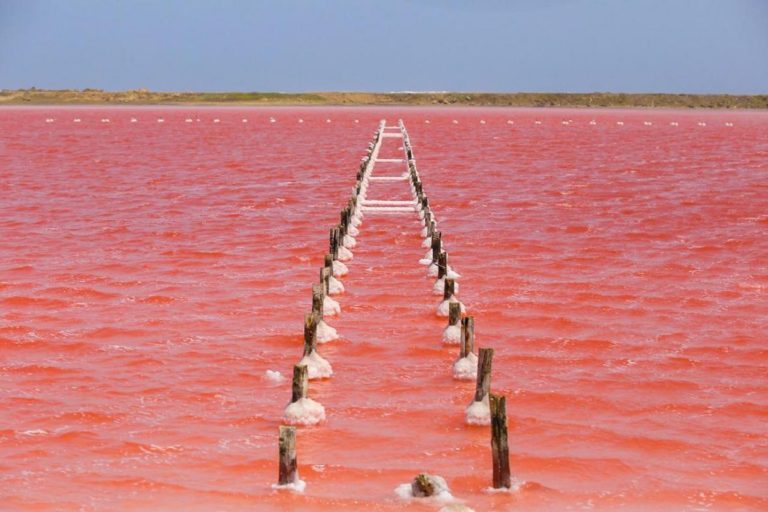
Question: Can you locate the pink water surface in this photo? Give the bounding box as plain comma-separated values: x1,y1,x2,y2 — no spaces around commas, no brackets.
0,107,766,511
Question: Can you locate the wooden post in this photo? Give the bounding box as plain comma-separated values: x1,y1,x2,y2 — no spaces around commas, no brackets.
320,267,331,295
312,283,324,319
329,228,338,259
291,364,308,403
448,302,461,327
490,394,511,489
324,254,333,270
303,312,318,357
411,473,435,497
474,348,494,402
443,278,455,301
278,425,298,485
437,252,447,279
431,232,442,262
339,209,348,235
460,316,475,358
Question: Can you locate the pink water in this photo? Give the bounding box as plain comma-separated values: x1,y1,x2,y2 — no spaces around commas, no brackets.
0,107,766,511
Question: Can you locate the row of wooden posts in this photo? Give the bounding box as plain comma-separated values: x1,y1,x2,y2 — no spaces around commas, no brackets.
278,122,384,488
402,122,511,492
278,120,511,494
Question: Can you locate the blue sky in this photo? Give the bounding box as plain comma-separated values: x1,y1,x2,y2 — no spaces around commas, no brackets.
1,0,767,93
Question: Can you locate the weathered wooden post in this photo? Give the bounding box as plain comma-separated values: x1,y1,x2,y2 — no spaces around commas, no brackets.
475,348,493,402
453,316,478,380
298,312,333,379
490,393,511,489
461,316,475,358
278,425,298,486
425,233,442,272
291,364,308,403
312,283,324,318
283,362,325,425
329,228,348,276
442,301,462,344
411,473,435,497
466,347,493,424
437,277,464,316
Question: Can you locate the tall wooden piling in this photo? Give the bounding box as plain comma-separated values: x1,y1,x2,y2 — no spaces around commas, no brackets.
320,267,330,295
448,301,461,326
474,348,494,402
278,425,298,485
303,312,319,357
431,232,442,262
311,283,324,319
443,278,456,301
329,228,339,259
490,394,511,489
437,252,448,279
291,364,308,403
460,316,474,358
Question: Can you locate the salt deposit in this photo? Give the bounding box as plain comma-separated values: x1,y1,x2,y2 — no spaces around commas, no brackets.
316,319,338,343
298,350,333,379
322,295,341,316
437,297,465,317
453,353,478,380
465,395,490,425
442,323,461,344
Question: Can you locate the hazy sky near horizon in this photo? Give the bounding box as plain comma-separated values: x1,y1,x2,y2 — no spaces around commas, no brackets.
1,0,767,94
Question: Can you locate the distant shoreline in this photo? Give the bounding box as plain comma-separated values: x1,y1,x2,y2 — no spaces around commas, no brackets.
1,89,767,109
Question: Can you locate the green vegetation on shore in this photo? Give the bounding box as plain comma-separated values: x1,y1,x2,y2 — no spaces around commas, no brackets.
1,88,766,109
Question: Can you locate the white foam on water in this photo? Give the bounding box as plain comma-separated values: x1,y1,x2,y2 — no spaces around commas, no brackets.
271,475,307,492
332,260,348,277
328,275,344,295
298,350,333,380
395,474,455,503
264,370,285,382
439,505,475,512
466,395,490,425
437,297,465,317
343,234,356,249
323,295,341,316
453,353,478,380
483,478,525,494
19,429,49,437
442,323,461,344
316,320,338,343
337,245,353,262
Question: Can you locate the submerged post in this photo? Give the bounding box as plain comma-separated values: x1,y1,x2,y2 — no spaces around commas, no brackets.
475,348,494,402
278,425,298,486
490,394,511,489
460,316,474,358
411,473,435,497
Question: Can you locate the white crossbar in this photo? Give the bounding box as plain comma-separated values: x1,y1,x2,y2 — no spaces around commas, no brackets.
361,206,415,213
362,200,416,206
369,175,407,181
